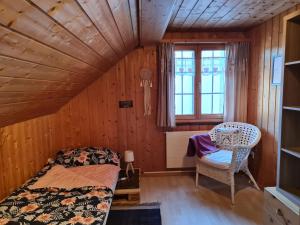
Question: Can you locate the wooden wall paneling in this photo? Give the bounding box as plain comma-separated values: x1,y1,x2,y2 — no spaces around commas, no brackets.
247,5,300,187
140,0,177,45
52,46,219,172
107,0,137,49
124,51,138,163
116,58,128,152
0,0,109,70
135,48,150,170
68,89,91,147
258,19,273,185
267,15,280,182
0,114,56,200
30,0,118,62
77,0,127,55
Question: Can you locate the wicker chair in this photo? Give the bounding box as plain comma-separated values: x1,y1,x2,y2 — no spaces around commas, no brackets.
195,122,261,204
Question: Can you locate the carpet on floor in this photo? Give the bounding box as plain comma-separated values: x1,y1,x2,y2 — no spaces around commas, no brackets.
106,202,161,225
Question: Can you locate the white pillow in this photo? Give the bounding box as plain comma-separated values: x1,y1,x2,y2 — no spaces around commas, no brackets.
215,127,240,148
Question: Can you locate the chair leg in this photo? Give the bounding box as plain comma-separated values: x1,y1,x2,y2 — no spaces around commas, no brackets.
230,174,235,205
244,167,260,190
195,167,199,187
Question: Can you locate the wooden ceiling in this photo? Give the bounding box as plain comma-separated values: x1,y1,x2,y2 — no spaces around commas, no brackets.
0,0,138,127
0,0,299,127
168,0,300,30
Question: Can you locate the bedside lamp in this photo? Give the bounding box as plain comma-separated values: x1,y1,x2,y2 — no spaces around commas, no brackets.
124,150,135,177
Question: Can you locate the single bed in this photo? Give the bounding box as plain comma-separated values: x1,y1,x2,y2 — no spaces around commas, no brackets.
0,147,120,225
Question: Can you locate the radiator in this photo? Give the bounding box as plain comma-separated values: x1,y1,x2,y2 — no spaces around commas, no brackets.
166,130,208,168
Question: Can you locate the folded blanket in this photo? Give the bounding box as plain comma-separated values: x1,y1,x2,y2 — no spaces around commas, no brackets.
28,164,120,190
186,133,218,158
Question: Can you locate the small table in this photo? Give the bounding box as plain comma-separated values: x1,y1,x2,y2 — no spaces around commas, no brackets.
113,168,140,205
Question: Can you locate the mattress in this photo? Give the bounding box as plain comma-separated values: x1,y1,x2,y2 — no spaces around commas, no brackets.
0,162,120,225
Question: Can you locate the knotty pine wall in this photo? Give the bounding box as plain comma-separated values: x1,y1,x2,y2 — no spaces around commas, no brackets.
0,114,56,200
53,47,214,172
247,5,300,187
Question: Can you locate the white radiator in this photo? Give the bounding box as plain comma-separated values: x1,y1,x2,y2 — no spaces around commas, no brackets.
166,130,208,168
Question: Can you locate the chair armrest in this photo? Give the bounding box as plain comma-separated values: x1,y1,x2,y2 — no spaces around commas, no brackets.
229,145,251,150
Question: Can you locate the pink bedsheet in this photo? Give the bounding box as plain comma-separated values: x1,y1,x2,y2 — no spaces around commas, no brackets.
29,164,120,190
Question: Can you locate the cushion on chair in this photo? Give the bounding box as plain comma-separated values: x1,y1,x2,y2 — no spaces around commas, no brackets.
199,150,232,170
215,127,240,148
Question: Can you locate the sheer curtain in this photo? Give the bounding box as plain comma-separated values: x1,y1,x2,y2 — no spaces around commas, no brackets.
224,42,250,122
157,43,176,128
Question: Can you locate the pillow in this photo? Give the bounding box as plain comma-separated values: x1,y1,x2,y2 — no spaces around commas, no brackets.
55,147,120,167
215,127,240,148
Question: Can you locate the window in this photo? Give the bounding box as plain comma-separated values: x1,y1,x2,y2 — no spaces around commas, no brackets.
175,45,226,122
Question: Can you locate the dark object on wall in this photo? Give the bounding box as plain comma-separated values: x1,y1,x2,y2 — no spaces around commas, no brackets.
119,100,133,108
272,56,283,85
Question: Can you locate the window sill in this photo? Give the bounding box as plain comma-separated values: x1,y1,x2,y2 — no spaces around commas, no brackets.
176,119,223,126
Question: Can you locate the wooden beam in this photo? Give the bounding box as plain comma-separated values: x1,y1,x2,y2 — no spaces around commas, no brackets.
162,31,249,43
140,0,176,45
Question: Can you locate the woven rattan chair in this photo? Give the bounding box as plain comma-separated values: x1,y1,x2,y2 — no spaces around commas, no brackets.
195,122,261,204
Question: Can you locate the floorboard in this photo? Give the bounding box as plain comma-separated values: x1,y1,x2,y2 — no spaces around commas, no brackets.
140,174,263,225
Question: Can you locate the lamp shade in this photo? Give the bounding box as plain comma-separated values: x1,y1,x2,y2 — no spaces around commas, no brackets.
124,150,134,163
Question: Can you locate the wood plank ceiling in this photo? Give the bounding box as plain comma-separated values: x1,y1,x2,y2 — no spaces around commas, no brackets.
168,0,300,31
0,0,299,127
0,0,138,127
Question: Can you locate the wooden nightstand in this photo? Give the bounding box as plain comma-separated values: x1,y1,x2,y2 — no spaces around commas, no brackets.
112,168,140,205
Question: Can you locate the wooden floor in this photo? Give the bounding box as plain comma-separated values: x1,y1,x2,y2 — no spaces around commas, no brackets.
140,174,263,225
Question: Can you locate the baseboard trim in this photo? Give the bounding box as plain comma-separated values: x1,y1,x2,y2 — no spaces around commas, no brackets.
142,170,195,177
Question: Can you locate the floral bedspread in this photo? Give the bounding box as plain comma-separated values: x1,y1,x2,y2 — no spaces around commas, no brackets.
0,164,114,225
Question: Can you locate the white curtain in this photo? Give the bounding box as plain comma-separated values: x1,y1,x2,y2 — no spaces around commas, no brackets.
157,43,176,128
224,42,250,122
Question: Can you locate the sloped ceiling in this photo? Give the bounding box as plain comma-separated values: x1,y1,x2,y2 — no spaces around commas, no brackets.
0,0,299,127
0,0,138,127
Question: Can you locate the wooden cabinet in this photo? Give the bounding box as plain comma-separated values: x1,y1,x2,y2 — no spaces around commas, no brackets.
277,9,300,206
264,187,300,225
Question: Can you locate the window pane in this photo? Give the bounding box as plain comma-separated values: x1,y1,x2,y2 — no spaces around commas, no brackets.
213,50,225,57
175,95,182,115
213,94,224,114
213,73,224,93
213,58,225,72
175,51,182,58
182,95,194,115
182,51,194,58
183,74,194,94
201,94,212,114
202,50,213,57
201,58,212,73
175,74,182,94
175,59,183,72
183,59,195,73
201,73,212,93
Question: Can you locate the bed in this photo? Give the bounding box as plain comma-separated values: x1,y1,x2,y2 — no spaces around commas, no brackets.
0,147,120,225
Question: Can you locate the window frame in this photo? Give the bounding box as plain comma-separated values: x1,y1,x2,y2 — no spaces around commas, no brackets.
175,44,225,123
